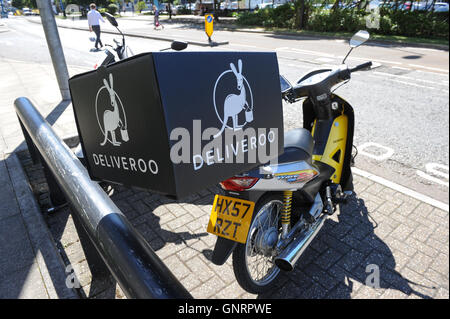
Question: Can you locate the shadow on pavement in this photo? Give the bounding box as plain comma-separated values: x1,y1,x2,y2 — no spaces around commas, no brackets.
255,194,434,299
45,100,72,126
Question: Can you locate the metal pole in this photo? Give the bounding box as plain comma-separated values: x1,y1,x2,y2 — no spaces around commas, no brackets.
36,0,71,100
0,0,6,18
15,97,192,299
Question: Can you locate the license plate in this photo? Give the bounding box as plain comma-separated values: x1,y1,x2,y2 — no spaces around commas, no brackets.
207,195,255,244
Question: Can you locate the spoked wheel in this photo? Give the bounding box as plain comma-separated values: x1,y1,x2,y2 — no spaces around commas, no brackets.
232,194,283,294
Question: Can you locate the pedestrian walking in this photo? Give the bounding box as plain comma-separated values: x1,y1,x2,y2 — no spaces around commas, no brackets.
153,4,164,30
88,3,105,51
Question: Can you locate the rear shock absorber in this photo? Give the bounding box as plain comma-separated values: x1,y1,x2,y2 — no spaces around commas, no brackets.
281,191,293,238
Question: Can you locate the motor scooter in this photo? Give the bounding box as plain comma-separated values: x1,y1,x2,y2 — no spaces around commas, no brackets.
207,30,373,293
92,12,188,68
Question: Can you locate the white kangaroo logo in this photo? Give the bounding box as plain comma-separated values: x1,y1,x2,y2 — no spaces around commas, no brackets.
100,74,124,146
214,59,250,138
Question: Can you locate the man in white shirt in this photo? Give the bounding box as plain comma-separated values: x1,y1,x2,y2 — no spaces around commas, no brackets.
87,3,105,50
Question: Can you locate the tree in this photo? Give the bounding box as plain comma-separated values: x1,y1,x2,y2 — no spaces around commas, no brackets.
12,0,24,9
161,0,174,19
331,0,340,11
295,0,306,29
136,0,146,12
65,0,109,8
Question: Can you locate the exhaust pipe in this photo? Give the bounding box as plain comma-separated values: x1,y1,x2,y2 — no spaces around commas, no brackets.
274,216,326,272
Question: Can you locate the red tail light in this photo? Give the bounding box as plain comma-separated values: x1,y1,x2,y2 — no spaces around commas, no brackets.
220,176,259,192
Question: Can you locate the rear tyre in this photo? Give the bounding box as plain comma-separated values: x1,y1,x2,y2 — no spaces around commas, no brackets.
232,194,283,294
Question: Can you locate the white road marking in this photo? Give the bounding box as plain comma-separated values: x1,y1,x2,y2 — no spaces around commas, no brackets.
340,55,403,65
368,74,449,92
389,79,449,92
358,142,394,161
416,163,449,187
392,66,411,71
408,64,449,73
315,57,334,63
373,70,449,86
353,167,449,212
277,47,447,75
0,40,13,46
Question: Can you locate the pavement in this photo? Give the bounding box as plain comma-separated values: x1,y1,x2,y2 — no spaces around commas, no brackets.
0,18,448,299
0,57,83,298
27,14,450,51
26,15,230,47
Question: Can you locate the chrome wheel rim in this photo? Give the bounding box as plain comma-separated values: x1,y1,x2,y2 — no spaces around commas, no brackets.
244,199,282,286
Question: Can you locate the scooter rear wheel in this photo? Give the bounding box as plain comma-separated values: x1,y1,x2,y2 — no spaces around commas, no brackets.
232,194,283,294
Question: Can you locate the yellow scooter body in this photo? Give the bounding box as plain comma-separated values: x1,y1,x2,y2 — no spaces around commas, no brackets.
303,94,355,190
312,114,348,184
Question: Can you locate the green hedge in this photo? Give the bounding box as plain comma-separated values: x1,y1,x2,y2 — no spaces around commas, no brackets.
107,3,118,15
377,9,448,38
237,6,449,39
237,4,296,29
307,9,367,33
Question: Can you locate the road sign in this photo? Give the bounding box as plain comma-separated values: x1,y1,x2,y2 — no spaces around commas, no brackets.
205,14,214,41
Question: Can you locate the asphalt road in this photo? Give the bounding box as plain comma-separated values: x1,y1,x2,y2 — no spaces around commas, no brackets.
1,16,448,204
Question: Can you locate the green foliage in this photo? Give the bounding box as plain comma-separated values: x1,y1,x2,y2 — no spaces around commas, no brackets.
19,0,36,9
136,0,147,13
237,3,449,40
307,8,366,32
107,3,118,15
378,9,448,38
63,0,109,8
11,0,24,9
237,4,296,29
177,6,192,15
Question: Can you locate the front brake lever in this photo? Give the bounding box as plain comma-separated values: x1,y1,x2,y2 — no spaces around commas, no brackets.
282,89,296,103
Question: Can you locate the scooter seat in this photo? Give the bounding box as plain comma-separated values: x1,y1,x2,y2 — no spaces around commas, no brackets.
284,128,314,156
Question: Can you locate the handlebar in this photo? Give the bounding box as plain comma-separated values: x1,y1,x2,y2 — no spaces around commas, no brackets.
286,61,372,101
349,61,372,73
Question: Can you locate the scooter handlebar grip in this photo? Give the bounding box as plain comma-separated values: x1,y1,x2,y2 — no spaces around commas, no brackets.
350,61,372,73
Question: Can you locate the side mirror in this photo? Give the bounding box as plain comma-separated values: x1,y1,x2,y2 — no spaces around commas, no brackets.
280,75,293,94
171,41,188,51
349,30,370,48
104,12,118,27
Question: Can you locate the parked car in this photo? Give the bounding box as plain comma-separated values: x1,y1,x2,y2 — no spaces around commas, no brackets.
409,1,449,12
434,2,449,12
22,7,32,15
260,0,274,9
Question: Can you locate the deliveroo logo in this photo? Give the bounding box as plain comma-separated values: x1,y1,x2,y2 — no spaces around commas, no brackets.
95,74,129,147
213,59,254,138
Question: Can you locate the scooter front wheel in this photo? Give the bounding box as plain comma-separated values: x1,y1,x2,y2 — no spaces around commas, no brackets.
232,194,283,294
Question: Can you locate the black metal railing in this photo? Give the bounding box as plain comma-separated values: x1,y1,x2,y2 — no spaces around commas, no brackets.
15,97,192,299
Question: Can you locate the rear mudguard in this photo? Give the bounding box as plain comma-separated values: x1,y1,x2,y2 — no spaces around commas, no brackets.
211,190,266,266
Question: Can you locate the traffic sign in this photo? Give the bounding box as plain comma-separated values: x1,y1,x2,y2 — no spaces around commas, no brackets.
205,14,214,41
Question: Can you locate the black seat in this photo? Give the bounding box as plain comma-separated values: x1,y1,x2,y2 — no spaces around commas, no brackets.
276,129,314,165
284,128,314,156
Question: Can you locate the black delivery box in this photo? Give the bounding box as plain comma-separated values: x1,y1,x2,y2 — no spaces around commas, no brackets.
69,52,284,198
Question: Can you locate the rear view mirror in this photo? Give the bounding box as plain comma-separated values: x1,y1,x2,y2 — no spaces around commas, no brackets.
280,75,293,93
349,30,369,48
171,41,188,51
104,12,118,27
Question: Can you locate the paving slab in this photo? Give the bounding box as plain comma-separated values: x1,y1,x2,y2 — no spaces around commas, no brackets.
17,150,450,299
